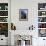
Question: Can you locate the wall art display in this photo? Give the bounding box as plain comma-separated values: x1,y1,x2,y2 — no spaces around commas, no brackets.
38,29,46,37
19,9,28,21
5,5,8,10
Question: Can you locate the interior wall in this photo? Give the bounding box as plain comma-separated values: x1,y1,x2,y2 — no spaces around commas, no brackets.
11,0,38,30
11,0,46,30
11,0,46,46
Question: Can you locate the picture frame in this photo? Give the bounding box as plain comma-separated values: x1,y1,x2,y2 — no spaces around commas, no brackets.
19,9,28,21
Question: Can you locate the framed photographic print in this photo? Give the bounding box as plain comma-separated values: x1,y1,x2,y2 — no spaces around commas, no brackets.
19,9,28,21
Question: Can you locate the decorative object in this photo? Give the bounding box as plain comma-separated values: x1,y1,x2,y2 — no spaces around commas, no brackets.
11,23,16,30
19,9,28,21
42,12,45,15
0,17,8,22
38,11,46,16
38,17,46,22
0,11,8,16
38,23,46,28
38,3,46,10
29,25,35,30
0,3,8,10
39,29,46,37
0,6,1,10
0,23,8,37
5,6,8,10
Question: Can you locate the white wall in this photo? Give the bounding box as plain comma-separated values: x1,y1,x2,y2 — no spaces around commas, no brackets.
11,0,46,46
11,0,46,30
11,0,38,30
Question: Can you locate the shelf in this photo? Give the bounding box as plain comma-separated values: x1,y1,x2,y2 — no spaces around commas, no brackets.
38,10,46,11
0,10,8,11
0,22,8,23
38,37,46,38
38,3,46,37
38,15,46,17
0,3,8,37
0,16,8,17
38,22,46,23
38,28,46,29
